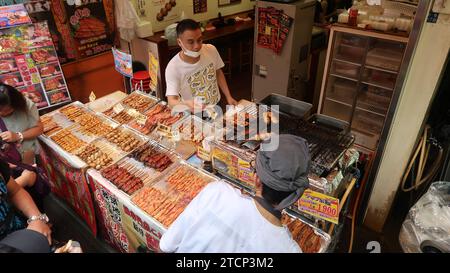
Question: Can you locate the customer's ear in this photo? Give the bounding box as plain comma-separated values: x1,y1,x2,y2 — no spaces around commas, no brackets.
255,175,263,196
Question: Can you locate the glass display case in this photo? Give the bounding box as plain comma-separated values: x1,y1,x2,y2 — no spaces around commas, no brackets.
319,26,408,151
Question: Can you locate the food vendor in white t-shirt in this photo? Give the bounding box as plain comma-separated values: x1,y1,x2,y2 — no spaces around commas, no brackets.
165,19,238,113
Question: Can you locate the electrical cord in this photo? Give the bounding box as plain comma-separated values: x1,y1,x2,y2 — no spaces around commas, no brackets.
401,125,444,193
348,156,373,253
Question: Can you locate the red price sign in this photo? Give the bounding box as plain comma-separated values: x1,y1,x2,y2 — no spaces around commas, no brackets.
297,190,339,224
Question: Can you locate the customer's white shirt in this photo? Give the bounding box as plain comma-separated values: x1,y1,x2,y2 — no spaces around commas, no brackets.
159,181,302,253
165,44,224,105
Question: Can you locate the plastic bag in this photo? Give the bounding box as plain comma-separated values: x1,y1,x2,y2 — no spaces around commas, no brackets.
399,181,450,253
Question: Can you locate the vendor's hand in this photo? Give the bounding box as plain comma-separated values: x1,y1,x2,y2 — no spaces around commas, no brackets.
0,131,19,143
27,221,52,245
226,96,238,106
186,100,205,113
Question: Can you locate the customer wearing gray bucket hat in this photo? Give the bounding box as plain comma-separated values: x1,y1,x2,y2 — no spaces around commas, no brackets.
159,134,311,253
255,134,310,211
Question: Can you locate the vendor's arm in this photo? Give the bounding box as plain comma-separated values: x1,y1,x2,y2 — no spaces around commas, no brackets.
7,177,52,244
216,69,237,106
167,96,204,113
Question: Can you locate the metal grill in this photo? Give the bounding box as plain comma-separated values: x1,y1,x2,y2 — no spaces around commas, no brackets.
295,120,354,176
232,103,354,176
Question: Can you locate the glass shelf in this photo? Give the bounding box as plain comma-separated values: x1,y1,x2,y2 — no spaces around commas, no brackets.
361,81,394,91
356,106,386,118
330,73,359,82
326,97,353,108
364,64,398,75
334,57,362,67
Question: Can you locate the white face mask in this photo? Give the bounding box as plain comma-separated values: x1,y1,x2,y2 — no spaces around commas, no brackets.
178,39,201,58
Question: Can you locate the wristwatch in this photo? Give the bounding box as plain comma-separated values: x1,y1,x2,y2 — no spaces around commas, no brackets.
27,213,49,224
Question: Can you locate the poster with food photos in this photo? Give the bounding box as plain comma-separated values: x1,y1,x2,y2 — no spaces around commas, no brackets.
193,0,207,14
0,21,71,109
23,0,78,64
1,0,116,64
257,7,293,55
0,3,32,29
63,0,114,59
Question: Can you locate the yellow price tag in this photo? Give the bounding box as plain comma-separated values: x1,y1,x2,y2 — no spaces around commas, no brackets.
265,26,271,35
297,189,340,224
89,91,96,102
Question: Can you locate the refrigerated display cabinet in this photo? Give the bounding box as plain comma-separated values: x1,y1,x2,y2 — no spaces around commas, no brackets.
318,26,409,152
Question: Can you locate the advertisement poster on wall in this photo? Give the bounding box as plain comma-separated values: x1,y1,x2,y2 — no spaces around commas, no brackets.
193,0,207,14
23,0,78,64
63,0,114,59
0,3,31,28
257,7,293,55
0,0,116,64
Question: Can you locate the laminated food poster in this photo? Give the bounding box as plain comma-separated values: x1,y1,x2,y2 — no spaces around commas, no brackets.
257,7,293,55
112,47,132,77
23,0,78,64
0,3,31,29
64,0,114,59
0,21,71,109
193,0,206,14
148,52,159,92
1,0,116,64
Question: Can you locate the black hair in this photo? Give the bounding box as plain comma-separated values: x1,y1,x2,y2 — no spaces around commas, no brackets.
176,19,200,37
0,83,27,112
261,184,294,206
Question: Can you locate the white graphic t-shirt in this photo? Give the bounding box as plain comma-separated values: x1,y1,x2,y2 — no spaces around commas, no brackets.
165,44,225,105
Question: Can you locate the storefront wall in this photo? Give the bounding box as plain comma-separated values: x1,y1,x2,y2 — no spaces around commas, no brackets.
364,9,450,232
133,0,256,33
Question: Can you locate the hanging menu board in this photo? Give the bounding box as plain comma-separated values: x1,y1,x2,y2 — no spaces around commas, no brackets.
0,21,71,109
